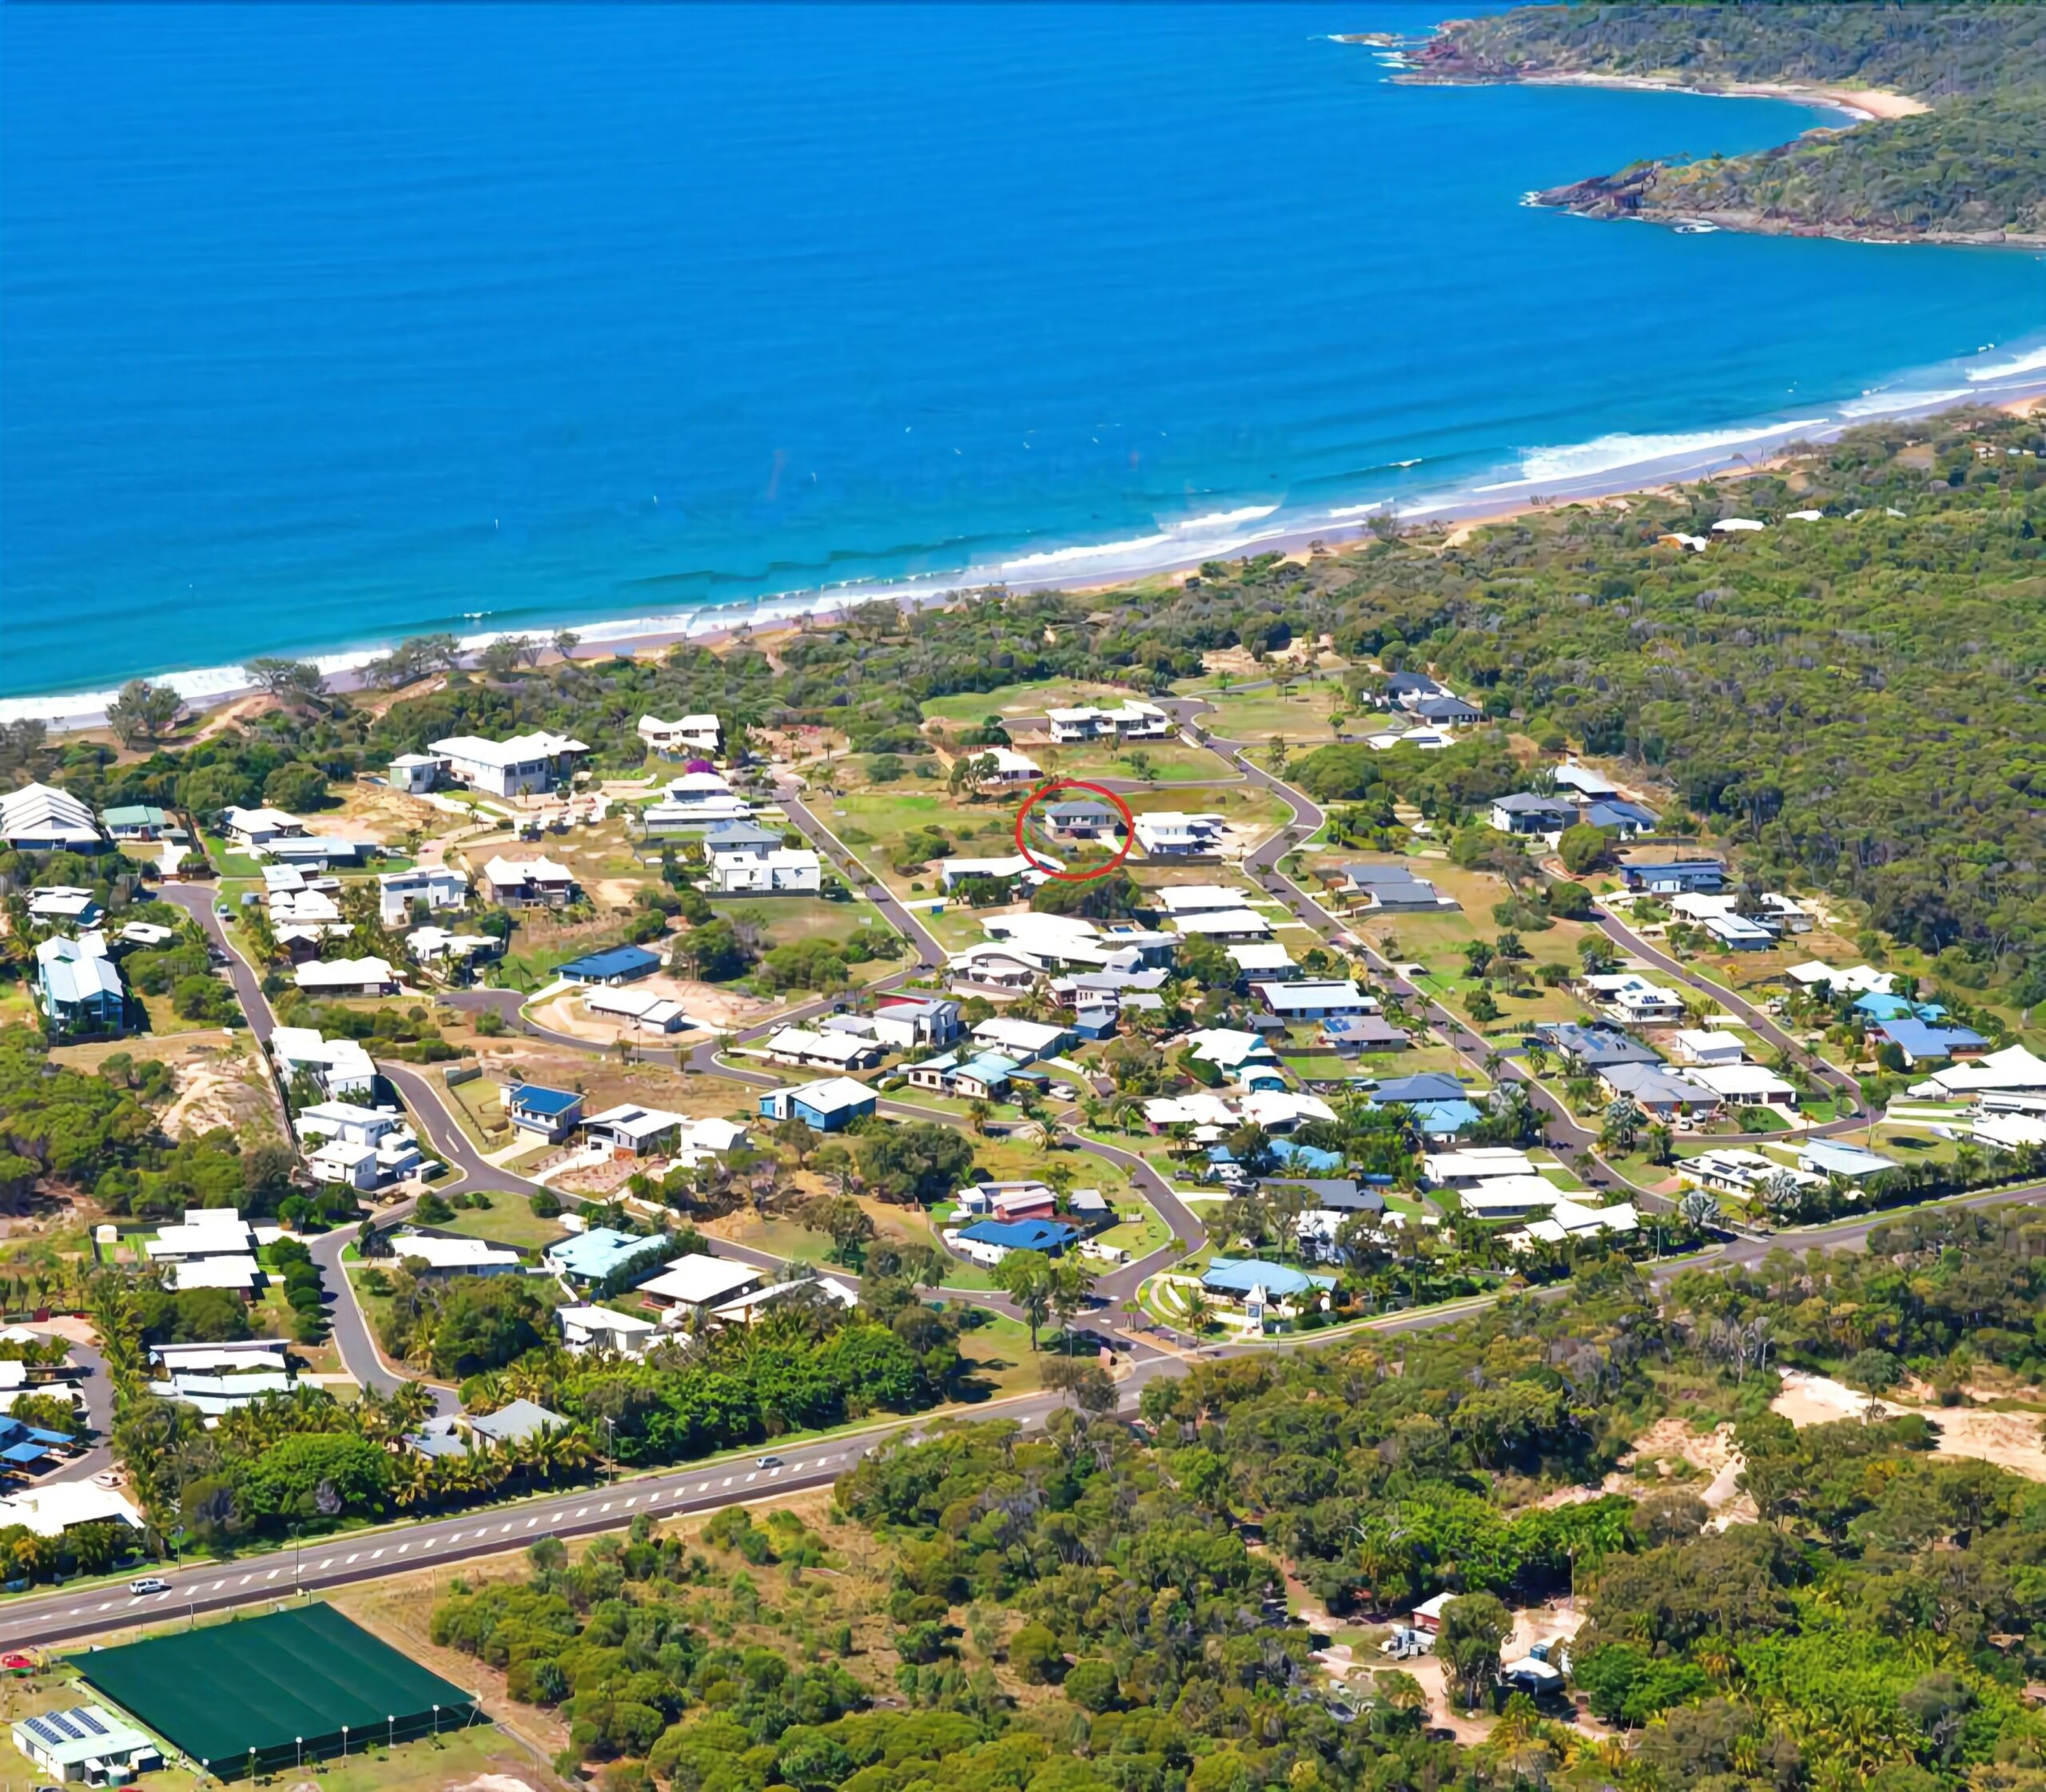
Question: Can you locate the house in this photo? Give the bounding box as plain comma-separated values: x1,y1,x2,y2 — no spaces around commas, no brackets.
1551,762,1617,798
294,956,398,996
1798,1139,1898,1181
1456,1177,1566,1222
583,1103,689,1156
1701,912,1775,951
558,1304,660,1355
480,854,579,907
1671,1029,1745,1065
262,832,364,869
1690,1063,1799,1112
659,770,739,805
1412,693,1483,727
981,911,1176,971
387,751,445,794
2,783,102,851
1072,1006,1117,1041
1621,858,1726,894
559,944,663,986
955,1181,1057,1223
390,1232,523,1278
1335,863,1453,910
712,847,822,894
1581,798,1659,835
1171,908,1272,942
1788,961,1895,997
1488,793,1576,835
378,864,468,925
169,1256,263,1297
428,731,590,797
34,934,126,1034
639,1254,764,1316
940,854,1046,892
222,804,305,846
1683,1149,1827,1202
870,994,961,1049
410,1399,574,1459
637,713,722,756
584,986,690,1033
0,1479,144,1540
951,1053,1025,1101
641,784,755,832
1042,699,1170,742
1598,1061,1722,1122
1200,1256,1336,1308
270,1026,376,1098
1320,1013,1409,1053
703,819,784,859
117,920,176,947
1370,1073,1482,1138
758,1077,878,1131
1186,1027,1287,1090
971,1016,1071,1062
143,1207,261,1264
1918,1044,2046,1098
764,1026,883,1072
508,1083,586,1141
1040,800,1123,840
1877,1017,1990,1065
1532,1021,1662,1071
1425,1146,1537,1187
27,886,102,927
953,1218,1077,1265
1511,1198,1642,1248
102,802,172,842
711,1276,860,1326
1240,1089,1337,1132
11,1705,161,1784
671,1116,749,1165
408,926,499,971
1228,942,1297,983
1583,975,1684,1025
947,943,1044,989
1135,811,1225,857
543,1226,664,1286
1254,978,1373,1021
0,1409,79,1472
1156,884,1251,917
1384,672,1447,707
978,747,1041,786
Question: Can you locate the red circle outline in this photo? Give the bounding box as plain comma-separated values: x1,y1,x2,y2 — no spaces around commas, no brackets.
1013,779,1136,882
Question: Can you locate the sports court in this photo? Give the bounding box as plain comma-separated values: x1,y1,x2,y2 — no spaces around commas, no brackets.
70,1602,478,1777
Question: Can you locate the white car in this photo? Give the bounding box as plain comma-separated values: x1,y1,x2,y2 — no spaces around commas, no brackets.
129,1577,171,1596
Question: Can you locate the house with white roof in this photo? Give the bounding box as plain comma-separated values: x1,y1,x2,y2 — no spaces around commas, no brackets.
558,1304,659,1354
428,731,590,798
1509,1198,1641,1248
1918,1045,2046,1099
270,1026,377,1098
480,854,578,907
1424,1146,1537,1187
35,933,126,1034
0,783,102,851
642,1254,765,1317
379,863,468,924
222,805,306,846
1156,884,1251,916
970,1016,1071,1062
145,1208,260,1263
1690,1062,1799,1112
1171,908,1272,942
711,1276,860,1326
26,886,101,927
584,986,690,1033
295,956,398,997
1185,1027,1288,1092
940,854,1055,890
583,1103,691,1156
1788,962,1896,997
390,1231,523,1278
638,713,722,757
1682,1149,1826,1202
1135,811,1226,858
1042,700,1170,743
1456,1177,1566,1222
1227,942,1297,982
870,994,962,1049
763,1026,884,1071
977,747,1042,786
1598,1061,1723,1122
408,926,498,971
711,846,821,894
1671,1029,1746,1065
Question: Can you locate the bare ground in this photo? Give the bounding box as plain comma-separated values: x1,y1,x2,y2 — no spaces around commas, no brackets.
1774,1371,2046,1483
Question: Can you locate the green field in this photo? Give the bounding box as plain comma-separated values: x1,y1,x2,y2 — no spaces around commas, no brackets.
442,1198,570,1252
919,679,1145,724
1183,683,1355,743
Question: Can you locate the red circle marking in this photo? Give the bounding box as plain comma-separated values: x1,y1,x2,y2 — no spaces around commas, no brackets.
1013,779,1135,883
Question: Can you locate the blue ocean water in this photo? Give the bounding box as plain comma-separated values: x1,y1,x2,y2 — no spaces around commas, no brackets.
4,2,2044,704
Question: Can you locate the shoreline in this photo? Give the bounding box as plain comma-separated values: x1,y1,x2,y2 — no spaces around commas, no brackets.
1395,65,1929,128
8,371,2046,735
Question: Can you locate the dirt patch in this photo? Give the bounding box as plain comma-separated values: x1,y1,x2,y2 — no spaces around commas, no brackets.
1540,1414,1756,1528
161,1038,277,1137
1774,1371,2046,1483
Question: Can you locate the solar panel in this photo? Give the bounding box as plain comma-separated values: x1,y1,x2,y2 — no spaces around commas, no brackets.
25,1716,62,1746
74,1710,107,1736
50,1712,84,1739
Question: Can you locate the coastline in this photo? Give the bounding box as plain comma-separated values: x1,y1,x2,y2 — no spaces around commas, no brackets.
1393,65,1929,128
10,368,2044,736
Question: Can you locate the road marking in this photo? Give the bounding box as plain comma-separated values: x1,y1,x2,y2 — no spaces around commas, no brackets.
720,1476,733,1487
574,1507,589,1518
624,1495,639,1507
98,1600,114,1611
370,1548,384,1559
525,1517,538,1528
344,1554,360,1564
646,1490,662,1503
768,1465,781,1476
744,1471,756,1483
238,1574,251,1584
154,1591,171,1602
318,1559,334,1569
266,1569,280,1580
600,1502,613,1512
500,1523,513,1534
209,1579,225,1590
696,1482,710,1492
398,1542,411,1553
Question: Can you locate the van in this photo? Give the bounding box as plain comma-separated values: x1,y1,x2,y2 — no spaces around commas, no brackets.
129,1577,170,1596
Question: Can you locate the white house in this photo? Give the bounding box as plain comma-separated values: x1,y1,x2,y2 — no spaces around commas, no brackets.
27,886,101,926
0,783,102,851
1156,884,1251,916
582,1102,689,1156
641,1254,764,1317
1171,908,1272,942
270,1026,376,1098
638,713,722,757
1670,1029,1746,1065
977,747,1041,786
222,805,305,846
1135,811,1226,858
1044,700,1170,743
558,1304,659,1355
763,1026,882,1071
295,956,398,996
387,751,445,794
390,1232,523,1278
970,1016,1071,1062
145,1207,261,1264
428,731,590,798
870,994,961,1049
584,986,690,1033
1424,1147,1537,1188
711,847,821,894
480,854,578,907
378,864,468,924
1690,1063,1800,1112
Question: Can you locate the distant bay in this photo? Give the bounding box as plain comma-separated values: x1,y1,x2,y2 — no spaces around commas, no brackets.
3,2,2043,708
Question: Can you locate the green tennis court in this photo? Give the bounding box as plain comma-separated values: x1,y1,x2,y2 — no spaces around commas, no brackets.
71,1603,478,1778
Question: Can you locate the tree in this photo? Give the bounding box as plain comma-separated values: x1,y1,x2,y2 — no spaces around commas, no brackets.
245,657,328,707
993,1248,1055,1351
1048,1255,1097,1348
854,1123,973,1205
262,762,328,811
1558,823,1614,876
428,1275,551,1378
1678,1188,1721,1229
105,679,181,748
1601,1096,1645,1154
1439,1591,1511,1710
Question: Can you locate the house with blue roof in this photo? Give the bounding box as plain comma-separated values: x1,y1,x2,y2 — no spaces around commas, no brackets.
1876,1017,1988,1067
1620,858,1726,894
557,944,663,986
0,1411,77,1470
1582,798,1658,835
34,933,126,1037
954,1218,1078,1265
1200,1256,1338,1305
543,1226,665,1286
508,1084,585,1141
1269,1139,1345,1175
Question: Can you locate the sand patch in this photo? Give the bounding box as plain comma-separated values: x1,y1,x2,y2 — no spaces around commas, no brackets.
1773,1371,2046,1483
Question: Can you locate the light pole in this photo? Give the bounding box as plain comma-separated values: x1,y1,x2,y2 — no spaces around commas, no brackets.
290,1522,301,1593
603,1416,615,1484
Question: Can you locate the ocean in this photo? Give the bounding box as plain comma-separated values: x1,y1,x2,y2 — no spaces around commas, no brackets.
4,2,2044,711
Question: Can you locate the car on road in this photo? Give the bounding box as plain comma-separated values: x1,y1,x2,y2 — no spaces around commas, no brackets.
129,1577,170,1596
757,1455,782,1469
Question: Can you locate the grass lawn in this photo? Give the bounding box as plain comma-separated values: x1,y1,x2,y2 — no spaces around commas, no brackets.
200,831,265,878
920,679,1142,724
1025,739,1222,785
439,1073,519,1150
1095,1197,1171,1261
138,990,245,1037
443,1199,570,1252
953,1312,1047,1397
722,894,893,953
1184,683,1353,743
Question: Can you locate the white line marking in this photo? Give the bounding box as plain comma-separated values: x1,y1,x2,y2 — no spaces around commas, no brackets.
238,1574,252,1584
574,1507,589,1517
744,1472,757,1483
344,1554,360,1565
524,1517,537,1529
266,1570,280,1580
500,1523,512,1534
769,1466,782,1477
398,1542,410,1554
369,1549,384,1559
624,1495,639,1507
600,1502,613,1512
720,1476,733,1487
97,1600,113,1611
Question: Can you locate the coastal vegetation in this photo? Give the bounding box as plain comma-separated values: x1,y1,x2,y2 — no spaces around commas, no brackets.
424,1207,2046,1791
1408,2,2046,242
